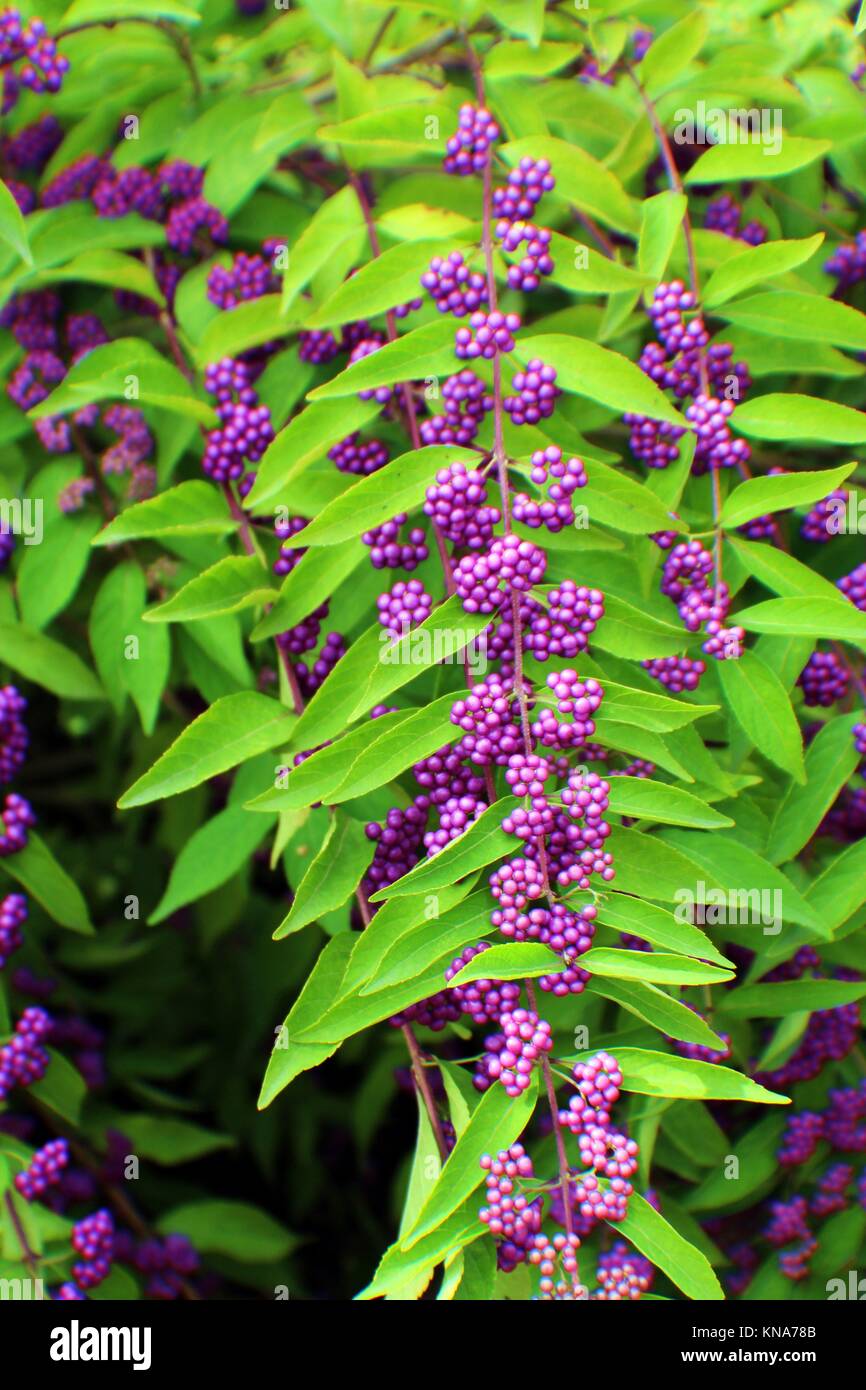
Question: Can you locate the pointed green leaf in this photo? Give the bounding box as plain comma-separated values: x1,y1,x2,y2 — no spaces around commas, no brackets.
118,693,296,808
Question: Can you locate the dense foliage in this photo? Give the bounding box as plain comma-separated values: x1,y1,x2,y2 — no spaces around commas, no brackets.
2,0,866,1304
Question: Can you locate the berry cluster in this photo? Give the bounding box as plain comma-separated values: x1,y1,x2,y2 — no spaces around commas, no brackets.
704,194,767,245
825,230,866,291
14,1138,69,1200
838,563,866,612
801,487,848,541
420,251,488,317
424,460,500,548
328,433,388,477
558,1053,637,1224
362,514,428,570
421,371,493,447
503,358,559,426
797,650,850,707
0,1005,52,1100
202,357,274,483
0,9,68,108
443,103,500,174
0,684,28,782
625,280,751,477
0,890,27,968
115,1232,199,1300
376,580,432,637
207,248,278,309
71,1209,115,1290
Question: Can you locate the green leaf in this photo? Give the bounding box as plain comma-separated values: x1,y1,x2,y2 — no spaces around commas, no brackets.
118,693,296,809
638,191,687,284
703,235,824,308
718,978,866,1018
717,650,805,783
205,101,316,219
389,1097,442,1300
684,137,831,185
289,601,490,752
28,1052,86,1125
487,39,581,78
307,318,458,402
597,1048,788,1104
360,893,494,995
578,948,732,986
445,942,565,986
249,694,457,812
306,239,469,329
452,1238,497,1301
118,1115,233,1164
545,232,653,295
0,178,32,266
805,838,866,931
318,102,460,165
733,393,866,444
685,1114,787,1212
251,540,367,642
286,445,476,549
0,622,104,701
61,0,201,22
149,807,274,924
720,462,856,527
89,563,170,734
586,978,730,1050
400,1078,538,1250
501,136,639,234
0,833,93,934
274,811,374,938
735,596,866,646
611,1192,723,1300
280,183,365,313
29,340,214,427
600,681,717,733
91,482,236,545
156,1202,296,1262
729,536,844,602
357,1202,480,1300
592,721,693,780
605,778,733,829
17,510,99,631
38,248,163,303
258,935,355,1106
144,556,278,623
244,397,381,510
593,596,697,658
717,291,866,351
368,797,520,902
600,826,724,905
579,459,684,535
341,882,482,997
595,894,733,967
517,334,685,427
637,10,707,95
658,828,823,932
193,295,290,368
768,714,861,864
